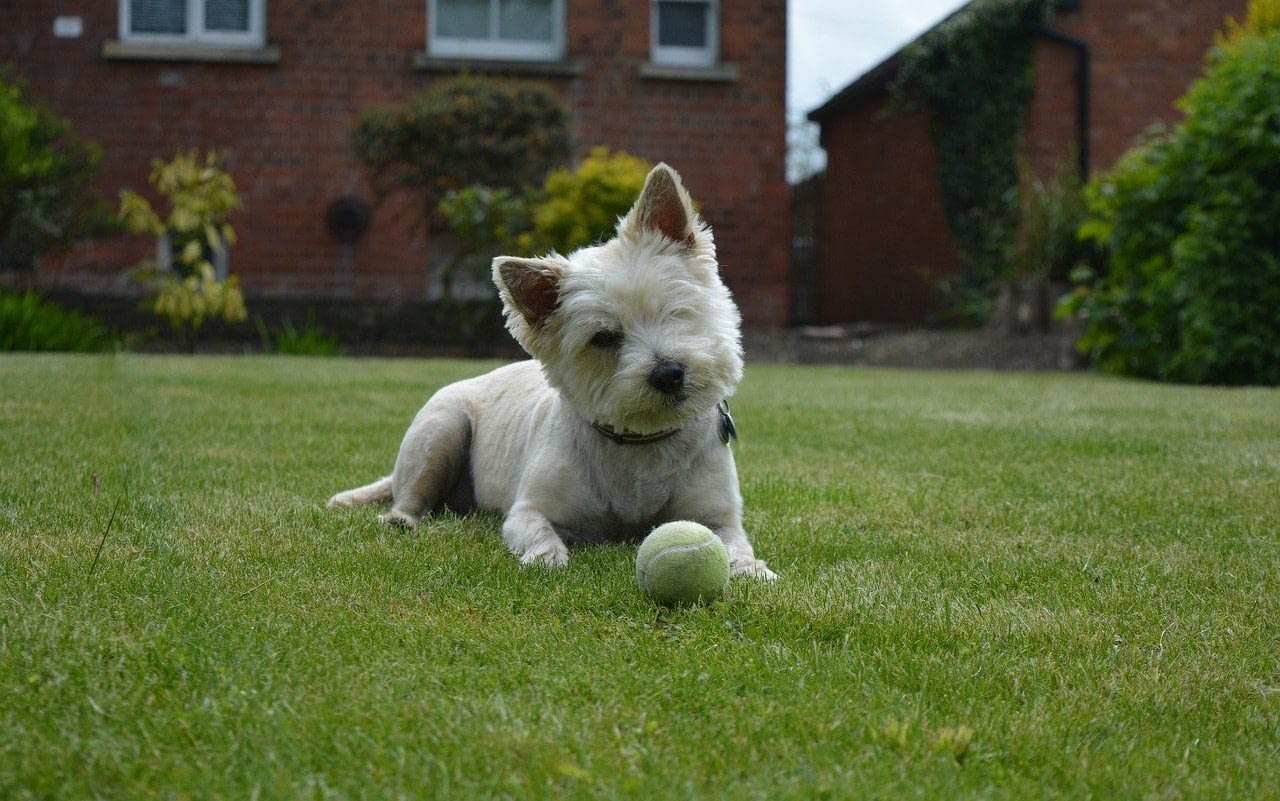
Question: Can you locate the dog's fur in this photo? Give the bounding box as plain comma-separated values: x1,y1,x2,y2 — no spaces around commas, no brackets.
328,164,775,578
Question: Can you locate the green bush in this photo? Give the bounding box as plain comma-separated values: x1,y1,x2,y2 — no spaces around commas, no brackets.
0,289,110,352
0,67,109,272
352,77,571,223
1062,18,1280,385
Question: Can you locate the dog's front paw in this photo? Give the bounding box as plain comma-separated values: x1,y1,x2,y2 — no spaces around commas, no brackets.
326,491,354,508
378,509,420,528
731,556,778,581
503,508,569,568
515,536,569,568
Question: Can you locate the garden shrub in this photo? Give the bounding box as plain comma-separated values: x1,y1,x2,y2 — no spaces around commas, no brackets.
120,151,247,351
1062,12,1280,385
352,77,571,224
0,289,110,352
0,67,110,272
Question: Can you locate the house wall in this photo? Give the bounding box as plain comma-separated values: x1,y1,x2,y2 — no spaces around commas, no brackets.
814,0,1246,326
1,0,789,326
1025,0,1247,181
814,94,962,325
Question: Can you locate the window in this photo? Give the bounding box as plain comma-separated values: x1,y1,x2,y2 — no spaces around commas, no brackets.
429,0,565,61
651,0,717,67
120,0,265,47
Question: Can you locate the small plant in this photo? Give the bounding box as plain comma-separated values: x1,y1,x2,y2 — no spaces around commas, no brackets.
255,311,340,356
435,185,534,299
931,725,976,765
0,67,111,273
120,151,247,351
0,289,110,352
1010,160,1089,284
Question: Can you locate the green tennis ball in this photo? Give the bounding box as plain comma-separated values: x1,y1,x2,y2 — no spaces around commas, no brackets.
635,521,730,606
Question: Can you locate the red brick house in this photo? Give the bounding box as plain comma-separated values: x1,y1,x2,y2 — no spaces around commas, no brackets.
803,0,1245,325
2,0,789,326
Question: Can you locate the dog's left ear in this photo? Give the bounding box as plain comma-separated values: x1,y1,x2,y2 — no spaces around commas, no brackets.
493,256,563,331
620,163,698,249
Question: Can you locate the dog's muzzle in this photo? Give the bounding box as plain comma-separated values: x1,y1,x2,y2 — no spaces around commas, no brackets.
648,359,686,397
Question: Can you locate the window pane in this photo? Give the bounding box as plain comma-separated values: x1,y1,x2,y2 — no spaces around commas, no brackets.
657,1,708,48
205,0,250,32
437,0,491,38
131,0,187,34
499,0,553,43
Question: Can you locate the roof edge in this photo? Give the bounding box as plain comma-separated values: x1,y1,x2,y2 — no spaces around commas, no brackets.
806,52,901,124
806,0,1084,126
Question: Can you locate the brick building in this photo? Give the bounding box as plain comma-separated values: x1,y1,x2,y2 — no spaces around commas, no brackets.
803,0,1245,325
2,0,789,326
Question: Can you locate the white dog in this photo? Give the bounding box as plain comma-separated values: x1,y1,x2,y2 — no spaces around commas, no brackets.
328,163,775,579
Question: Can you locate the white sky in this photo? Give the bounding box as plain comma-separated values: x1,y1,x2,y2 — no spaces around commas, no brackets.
788,0,971,118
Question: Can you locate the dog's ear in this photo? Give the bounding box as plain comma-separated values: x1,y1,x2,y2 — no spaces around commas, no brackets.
493,256,562,330
620,163,697,249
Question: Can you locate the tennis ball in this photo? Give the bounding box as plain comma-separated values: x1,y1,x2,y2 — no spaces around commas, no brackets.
635,521,730,606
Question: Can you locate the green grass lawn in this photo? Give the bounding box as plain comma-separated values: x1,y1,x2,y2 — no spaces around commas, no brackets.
3,354,1278,799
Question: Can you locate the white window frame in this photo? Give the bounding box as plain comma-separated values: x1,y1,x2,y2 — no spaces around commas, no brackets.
119,0,266,48
650,0,718,67
428,0,566,62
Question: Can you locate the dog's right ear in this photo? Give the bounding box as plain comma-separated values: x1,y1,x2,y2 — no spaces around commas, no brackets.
493,256,563,335
619,163,698,249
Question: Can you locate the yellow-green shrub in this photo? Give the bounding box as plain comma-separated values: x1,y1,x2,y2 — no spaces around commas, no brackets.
519,148,651,255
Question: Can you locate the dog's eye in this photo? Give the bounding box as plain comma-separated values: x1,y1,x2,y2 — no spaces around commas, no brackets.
589,329,624,350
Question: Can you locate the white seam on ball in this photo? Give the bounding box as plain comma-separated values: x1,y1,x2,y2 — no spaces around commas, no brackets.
641,541,720,577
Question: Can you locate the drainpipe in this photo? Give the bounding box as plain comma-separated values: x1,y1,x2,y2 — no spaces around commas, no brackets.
1026,21,1090,179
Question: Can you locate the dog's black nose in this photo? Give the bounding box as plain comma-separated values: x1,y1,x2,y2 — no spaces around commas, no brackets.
648,360,686,396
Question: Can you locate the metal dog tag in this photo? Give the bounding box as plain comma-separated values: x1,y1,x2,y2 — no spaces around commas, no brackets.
718,400,738,444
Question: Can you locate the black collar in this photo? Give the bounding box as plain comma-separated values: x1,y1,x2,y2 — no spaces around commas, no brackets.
591,401,738,446
591,421,681,445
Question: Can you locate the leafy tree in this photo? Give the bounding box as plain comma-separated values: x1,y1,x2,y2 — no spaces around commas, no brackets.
0,67,109,272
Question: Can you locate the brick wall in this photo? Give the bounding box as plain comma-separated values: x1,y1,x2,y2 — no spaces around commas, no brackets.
1026,0,1246,181
1,0,789,326
815,94,961,324
812,0,1246,326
